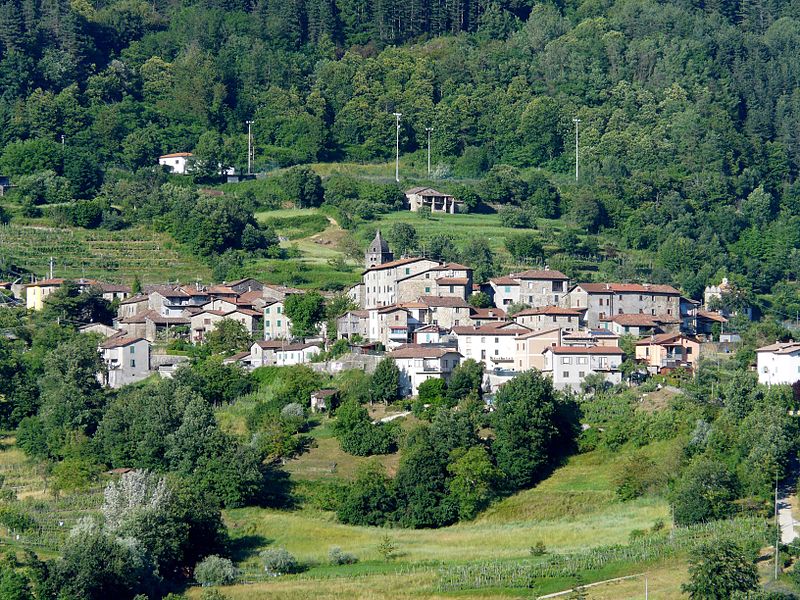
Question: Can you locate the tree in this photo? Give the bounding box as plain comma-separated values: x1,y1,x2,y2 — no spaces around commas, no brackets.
191,131,234,181
282,166,323,208
337,462,396,526
370,358,400,404
460,238,496,283
505,232,544,262
447,446,500,520
388,222,418,256
446,359,484,403
682,538,758,599
333,399,397,456
671,459,738,526
41,282,114,326
468,292,492,309
492,370,580,490
284,292,325,338
204,319,252,356
194,555,238,586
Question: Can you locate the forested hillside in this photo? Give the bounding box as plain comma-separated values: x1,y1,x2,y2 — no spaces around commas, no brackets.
1,0,800,306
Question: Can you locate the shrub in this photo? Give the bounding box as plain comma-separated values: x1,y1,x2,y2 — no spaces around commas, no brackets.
529,541,547,556
377,535,397,560
328,546,358,565
193,555,239,586
260,547,297,575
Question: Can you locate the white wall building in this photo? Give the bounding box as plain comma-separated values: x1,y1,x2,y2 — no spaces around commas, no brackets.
541,345,624,391
275,342,323,366
389,345,462,396
452,322,531,372
158,152,193,174
263,300,292,340
99,337,151,388
756,342,800,386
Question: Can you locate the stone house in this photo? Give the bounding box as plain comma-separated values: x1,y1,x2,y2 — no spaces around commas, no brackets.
389,344,463,396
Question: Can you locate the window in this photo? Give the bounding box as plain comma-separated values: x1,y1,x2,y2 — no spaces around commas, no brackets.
265,307,270,314
552,316,557,323
579,371,585,378
425,273,430,279
639,295,643,301
265,320,270,327
130,346,135,354
561,357,572,364
618,308,623,314
529,296,534,303
494,337,499,343
405,268,410,275
277,306,282,314
686,347,692,354
130,359,136,367
494,349,499,355
425,287,430,293
505,286,510,293
577,357,588,365
277,320,282,327
563,371,570,378
449,286,454,293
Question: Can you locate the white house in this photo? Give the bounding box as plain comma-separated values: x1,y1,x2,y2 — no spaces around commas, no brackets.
756,341,800,386
275,342,323,366
99,337,151,388
452,321,531,372
263,300,291,340
541,345,624,391
389,344,462,396
158,152,193,174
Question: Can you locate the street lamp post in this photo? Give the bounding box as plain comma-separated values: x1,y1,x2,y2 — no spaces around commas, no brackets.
573,117,581,181
246,120,254,175
425,127,433,176
393,112,402,182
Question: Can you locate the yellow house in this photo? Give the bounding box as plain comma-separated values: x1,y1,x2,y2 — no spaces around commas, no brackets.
24,278,65,311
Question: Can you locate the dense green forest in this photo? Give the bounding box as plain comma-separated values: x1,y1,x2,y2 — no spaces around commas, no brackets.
0,0,799,313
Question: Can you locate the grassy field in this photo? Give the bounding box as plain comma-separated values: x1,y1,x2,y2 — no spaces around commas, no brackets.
0,223,210,284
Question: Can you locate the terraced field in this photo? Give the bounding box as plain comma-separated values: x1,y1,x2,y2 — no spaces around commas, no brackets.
0,224,210,283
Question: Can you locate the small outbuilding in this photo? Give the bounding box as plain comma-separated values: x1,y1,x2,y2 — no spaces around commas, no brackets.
310,388,339,413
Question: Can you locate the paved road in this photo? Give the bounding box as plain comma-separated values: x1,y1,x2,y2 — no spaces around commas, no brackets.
778,486,798,544
376,411,411,423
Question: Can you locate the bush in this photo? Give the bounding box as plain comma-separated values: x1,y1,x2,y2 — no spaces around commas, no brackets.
529,541,547,556
328,546,358,565
194,555,239,586
260,547,297,575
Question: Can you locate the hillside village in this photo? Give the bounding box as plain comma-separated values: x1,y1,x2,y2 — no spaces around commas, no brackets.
8,229,783,402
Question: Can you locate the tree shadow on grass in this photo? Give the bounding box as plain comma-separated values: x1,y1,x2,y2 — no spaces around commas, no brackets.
228,533,273,562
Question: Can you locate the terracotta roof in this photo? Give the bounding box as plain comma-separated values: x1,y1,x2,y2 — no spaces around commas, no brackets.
511,269,569,280
100,336,145,349
231,308,262,317
436,278,470,285
24,278,65,287
697,309,728,323
147,285,190,298
278,342,322,352
517,327,562,340
121,294,149,306
415,324,442,332
435,262,471,271
399,301,428,309
756,341,800,354
469,307,507,319
253,340,283,349
636,333,697,346
313,388,338,397
377,304,407,314
390,344,462,359
418,296,470,308
515,306,583,317
545,345,625,355
341,310,369,318
490,277,519,286
96,283,131,294
452,322,530,336
575,283,681,295
237,290,264,304
607,314,662,327
223,351,251,363
207,285,238,295
405,187,451,197
159,152,193,158
364,256,431,273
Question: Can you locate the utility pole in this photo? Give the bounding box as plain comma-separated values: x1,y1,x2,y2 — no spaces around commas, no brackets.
246,120,254,175
393,112,402,183
49,257,54,280
60,134,65,146
775,471,780,580
645,575,648,600
573,117,581,181
425,127,433,176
